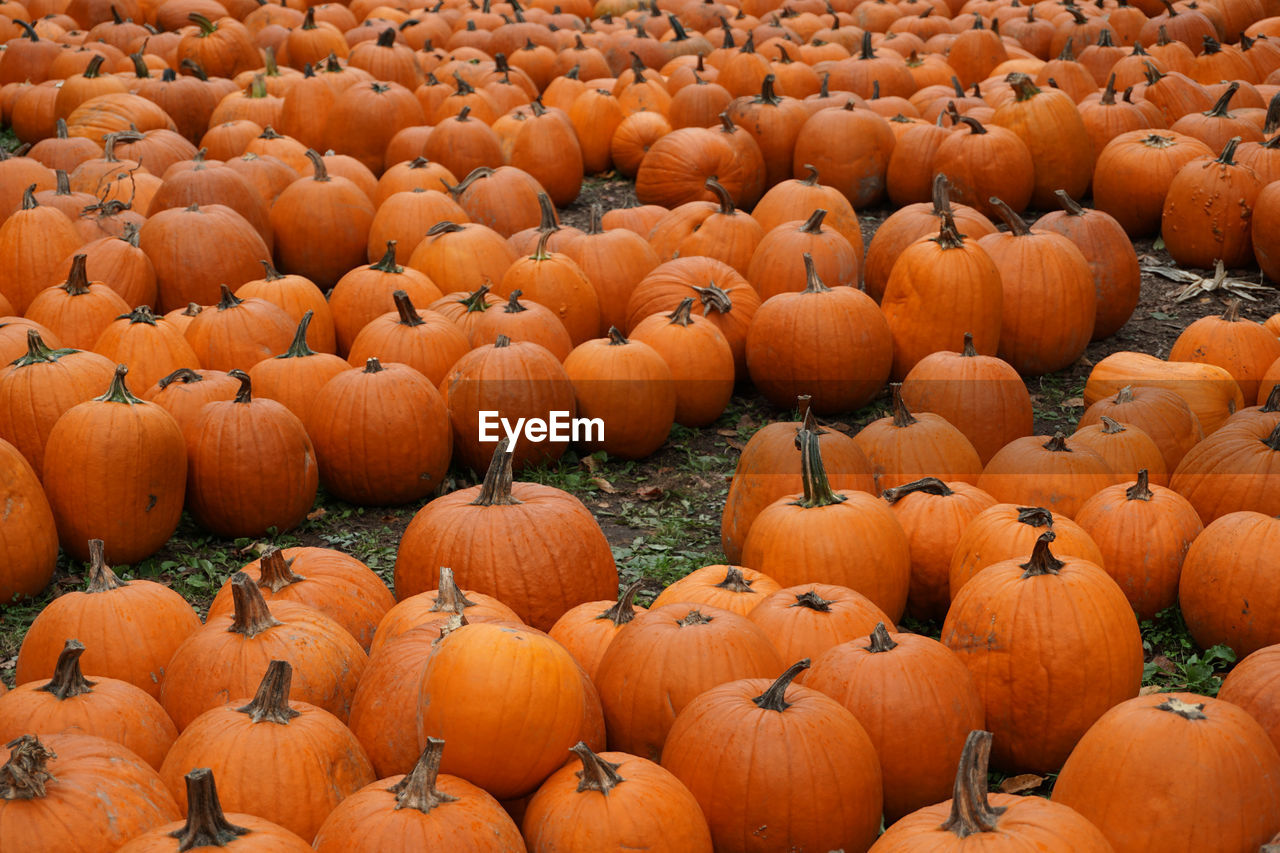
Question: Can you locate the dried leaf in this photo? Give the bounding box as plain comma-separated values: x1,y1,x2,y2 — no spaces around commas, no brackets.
1150,654,1177,675
636,485,664,501
591,477,618,494
306,508,327,521
582,455,599,473
725,439,746,451
1139,685,1165,696
1061,397,1084,408
998,774,1044,795
716,428,738,437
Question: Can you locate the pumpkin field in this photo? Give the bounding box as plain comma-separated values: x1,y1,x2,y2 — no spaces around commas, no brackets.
3,0,1280,848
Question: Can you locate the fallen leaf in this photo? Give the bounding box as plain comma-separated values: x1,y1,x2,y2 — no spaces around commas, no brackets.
736,414,757,431
998,774,1044,795
1061,397,1084,408
306,508,327,521
582,455,599,473
591,477,618,494
1150,655,1177,674
725,439,746,451
636,485,664,501
716,428,738,437
1139,685,1165,696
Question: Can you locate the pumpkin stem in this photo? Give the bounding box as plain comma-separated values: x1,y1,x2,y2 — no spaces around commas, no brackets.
278,311,317,359
799,209,826,234
1114,385,1135,404
571,741,625,794
667,297,695,326
216,284,243,312
1216,136,1241,165
940,731,1006,836
503,290,528,314
531,228,554,261
867,622,898,652
705,177,734,215
533,191,559,235
157,368,203,390
751,659,810,712
256,548,303,593
797,253,830,293
586,204,604,235
1054,189,1086,217
235,660,301,724
123,306,158,326
607,326,629,346
793,427,847,508
172,769,250,851
1259,384,1280,414
600,579,644,627
96,364,143,405
929,173,953,216
677,609,713,627
1016,506,1054,528
1099,73,1117,105
1263,92,1280,137
754,73,781,105
13,329,75,367
37,639,96,700
1220,298,1241,322
364,357,384,374
429,567,476,613
1043,431,1070,452
1156,697,1208,720
961,332,978,357
881,476,955,503
472,438,522,506
714,566,754,592
21,184,37,210
228,571,282,639
258,259,284,281
694,283,734,315
1126,469,1153,501
369,241,403,273
1006,72,1040,102
890,383,916,428
1020,531,1064,577
1265,421,1280,452
0,735,57,800
223,368,251,403
987,196,1030,235
1204,81,1238,118
800,163,820,185
933,207,966,250
305,149,329,181
391,290,425,328
791,589,833,611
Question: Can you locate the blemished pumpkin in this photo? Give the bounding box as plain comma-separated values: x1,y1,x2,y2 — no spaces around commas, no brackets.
1179,510,1280,658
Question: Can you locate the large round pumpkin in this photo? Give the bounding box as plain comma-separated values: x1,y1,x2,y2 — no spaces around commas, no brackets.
1179,510,1280,657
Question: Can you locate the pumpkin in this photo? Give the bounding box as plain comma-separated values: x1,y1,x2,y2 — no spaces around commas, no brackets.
942,533,1142,773
805,625,985,823
547,581,646,684
147,151,272,251
741,427,912,621
976,432,1118,517
595,603,783,762
0,733,181,853
869,730,1114,852
394,441,617,628
1093,129,1213,237
747,253,894,412
1179,511,1280,657
649,178,764,278
89,306,201,396
138,202,271,313
793,99,895,208
660,660,883,853
416,620,605,800
1052,693,1280,853
407,220,516,296
114,767,312,852
184,284,295,372
750,164,863,252
468,290,573,362
747,209,860,300
563,327,676,460
1220,644,1280,756
651,565,782,616
160,572,368,730
346,291,470,386
991,73,1094,208
949,503,1105,599
159,660,376,842
1162,136,1264,269
1085,351,1245,435
932,114,1037,218
235,261,335,354
42,365,187,564
494,231,601,347
307,358,451,506
246,312,350,432
854,385,984,492
635,126,748,208
725,75,813,189
0,438,57,604
269,150,375,290
0,186,82,316
206,548,392,653
0,329,116,479
720,402,875,564
1070,416,1170,485
331,242,445,357
523,742,711,852
1254,175,1280,281
313,738,527,852
747,584,895,664
559,204,660,335
1170,419,1280,522
25,254,130,351
1170,299,1280,405
371,567,523,654
0,638,177,770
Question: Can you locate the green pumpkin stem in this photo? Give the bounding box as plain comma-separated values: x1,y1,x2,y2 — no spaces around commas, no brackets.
866,622,898,652
278,311,317,359
0,735,57,800
236,660,301,724
1006,72,1040,101
13,330,77,368
882,476,954,503
228,572,282,639
171,769,250,851
752,659,810,711
1020,531,1064,577
940,731,1005,836
96,364,143,405
392,738,459,812
571,741,625,793
793,428,847,508
472,438,522,506
256,548,304,593
37,639,95,700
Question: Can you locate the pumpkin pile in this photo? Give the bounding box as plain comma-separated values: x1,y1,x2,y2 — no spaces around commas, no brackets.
3,0,1280,846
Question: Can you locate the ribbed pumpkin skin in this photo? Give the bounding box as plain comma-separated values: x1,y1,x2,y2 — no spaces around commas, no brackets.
650,565,782,617
804,629,985,824
116,801,310,853
160,596,367,731
270,156,376,290
91,309,201,396
853,396,983,493
1084,351,1246,436
0,438,58,603
371,586,522,655
1074,475,1203,621
416,622,605,800
870,790,1113,852
207,547,394,652
1170,419,1280,523
991,74,1095,208
595,604,784,762
949,504,1105,600
1161,142,1265,269
0,648,177,770
1220,645,1280,756
183,290,296,373
976,433,1118,518
1179,511,1280,658
564,331,676,460
1169,305,1280,406
1077,386,1204,472
139,203,271,312
629,302,734,428
0,733,181,853
660,672,883,853
746,584,895,665
346,303,470,387
548,594,647,685
159,698,376,842
1093,130,1214,238
42,368,187,565
307,360,452,506
942,541,1142,774
392,459,617,630
1052,693,1280,853
523,748,713,853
